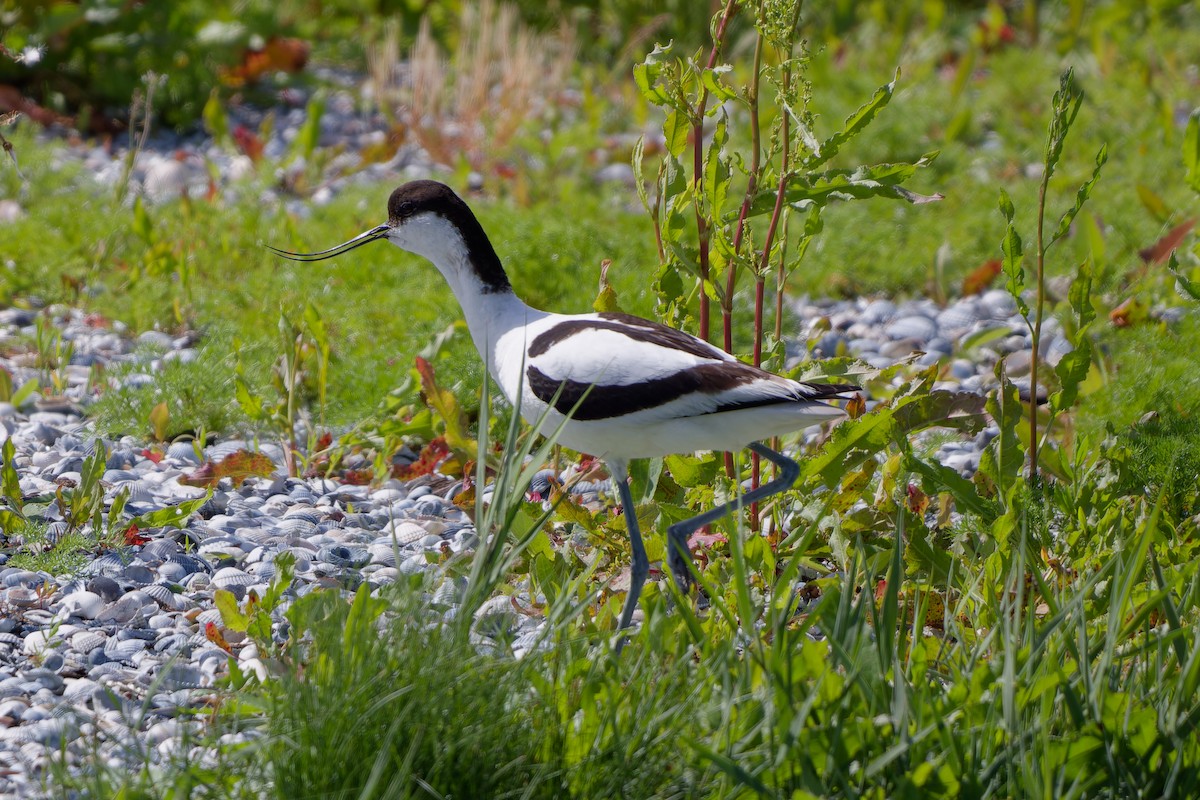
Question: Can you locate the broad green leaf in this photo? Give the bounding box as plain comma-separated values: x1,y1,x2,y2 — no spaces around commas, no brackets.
816,70,898,169
664,453,719,488
631,136,650,214
235,375,265,419
1,438,22,508
1185,108,1200,194
1051,143,1107,246
1051,342,1092,411
214,589,248,632
1067,259,1096,329
129,494,210,529
977,376,1023,494
292,92,325,162
148,401,170,441
998,189,1028,316
202,89,229,145
905,455,999,523
662,108,689,159
700,64,737,104
959,325,1011,354
738,153,942,219
132,196,154,242
800,411,900,489
633,42,676,107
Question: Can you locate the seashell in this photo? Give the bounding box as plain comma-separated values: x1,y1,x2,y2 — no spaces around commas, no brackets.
165,441,202,465
83,552,132,578
142,583,179,610
316,545,370,569
367,544,397,567
281,506,321,524
62,678,101,703
139,539,182,561
2,570,46,589
165,553,210,576
0,632,24,647
88,662,131,681
386,521,428,546
430,581,458,609
247,561,276,580
70,631,107,653
121,564,155,586
195,608,224,628
212,567,253,591
5,587,39,608
60,591,105,620
102,638,146,663
276,517,317,538
154,633,192,655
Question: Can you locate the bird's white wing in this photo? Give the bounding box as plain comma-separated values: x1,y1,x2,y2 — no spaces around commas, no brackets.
523,313,847,422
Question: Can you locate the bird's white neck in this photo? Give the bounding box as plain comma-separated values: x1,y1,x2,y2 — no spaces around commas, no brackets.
388,214,544,379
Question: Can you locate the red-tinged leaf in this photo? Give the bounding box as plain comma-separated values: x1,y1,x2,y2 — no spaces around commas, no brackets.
232,126,264,162
845,392,867,420
180,449,275,487
141,448,163,464
223,36,309,86
906,484,930,515
123,523,148,547
962,258,1002,295
1109,297,1150,328
1139,219,1196,264
205,622,234,654
315,431,333,451
341,469,374,485
393,437,450,480
689,528,726,550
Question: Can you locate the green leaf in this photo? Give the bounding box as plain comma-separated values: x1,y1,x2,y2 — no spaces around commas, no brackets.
906,454,999,523
977,377,1024,493
235,375,265,420
632,136,650,215
662,108,689,159
1168,250,1200,303
664,453,719,488
1051,143,1107,247
1,438,22,509
1051,342,1092,411
815,70,898,169
202,89,229,145
132,196,154,242
738,153,942,219
633,42,676,107
292,92,325,162
129,494,210,529
215,589,248,632
1067,259,1096,329
1043,68,1083,183
998,189,1028,316
148,401,170,441
10,378,38,408
1185,108,1200,194
700,64,736,104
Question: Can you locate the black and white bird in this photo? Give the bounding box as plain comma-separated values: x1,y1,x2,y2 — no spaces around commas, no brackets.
269,180,854,634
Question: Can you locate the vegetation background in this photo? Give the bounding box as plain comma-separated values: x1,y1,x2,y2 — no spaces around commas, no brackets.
3,0,1200,797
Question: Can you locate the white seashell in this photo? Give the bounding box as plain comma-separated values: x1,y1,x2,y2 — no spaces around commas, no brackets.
142,584,179,610
70,630,107,654
386,521,428,546
211,567,253,590
59,592,104,623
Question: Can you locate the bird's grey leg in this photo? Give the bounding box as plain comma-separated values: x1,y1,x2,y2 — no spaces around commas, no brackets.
666,442,800,591
609,460,648,634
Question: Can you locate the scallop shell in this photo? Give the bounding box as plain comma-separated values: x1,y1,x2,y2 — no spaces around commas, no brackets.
211,567,254,591
70,631,107,654
317,545,370,569
386,522,428,546
142,583,179,610
103,638,146,663
276,517,317,538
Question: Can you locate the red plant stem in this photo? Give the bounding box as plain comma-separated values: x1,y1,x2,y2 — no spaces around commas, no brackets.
724,29,764,355
749,277,766,530
694,0,739,343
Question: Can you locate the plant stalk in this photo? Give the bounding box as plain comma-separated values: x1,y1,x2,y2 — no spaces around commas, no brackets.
694,0,739,342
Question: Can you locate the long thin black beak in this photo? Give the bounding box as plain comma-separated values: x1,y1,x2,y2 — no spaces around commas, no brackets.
266,223,391,262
